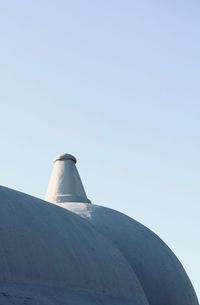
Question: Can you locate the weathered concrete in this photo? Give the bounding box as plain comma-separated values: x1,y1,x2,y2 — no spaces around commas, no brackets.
45,153,198,305
0,283,142,305
60,202,199,305
0,186,148,305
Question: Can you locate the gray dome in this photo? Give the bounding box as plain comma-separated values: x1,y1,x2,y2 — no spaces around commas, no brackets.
60,202,199,305
45,153,199,305
0,186,148,305
1,153,198,305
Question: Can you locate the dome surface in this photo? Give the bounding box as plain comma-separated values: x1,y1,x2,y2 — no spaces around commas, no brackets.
0,185,148,305
45,152,198,305
60,202,199,305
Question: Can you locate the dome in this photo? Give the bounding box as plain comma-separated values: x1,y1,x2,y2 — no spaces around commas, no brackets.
0,185,148,305
46,153,199,305
63,202,199,305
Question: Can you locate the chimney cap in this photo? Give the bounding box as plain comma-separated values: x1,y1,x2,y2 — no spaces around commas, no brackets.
53,153,77,163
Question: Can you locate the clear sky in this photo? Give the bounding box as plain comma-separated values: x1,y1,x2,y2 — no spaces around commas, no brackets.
0,0,199,299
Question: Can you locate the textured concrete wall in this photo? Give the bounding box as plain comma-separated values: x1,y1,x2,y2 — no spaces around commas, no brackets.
0,283,141,305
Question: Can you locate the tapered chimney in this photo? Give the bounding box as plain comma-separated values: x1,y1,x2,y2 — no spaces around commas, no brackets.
45,153,91,204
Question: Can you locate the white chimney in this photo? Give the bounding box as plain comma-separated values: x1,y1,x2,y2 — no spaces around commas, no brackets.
45,154,91,204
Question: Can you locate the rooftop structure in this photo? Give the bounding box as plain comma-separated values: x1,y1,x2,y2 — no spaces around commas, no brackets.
46,153,91,204
0,153,198,305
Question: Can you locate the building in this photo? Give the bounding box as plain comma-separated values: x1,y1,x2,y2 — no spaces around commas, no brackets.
0,154,198,305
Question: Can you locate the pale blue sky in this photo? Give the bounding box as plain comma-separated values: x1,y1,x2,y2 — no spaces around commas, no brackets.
0,0,200,299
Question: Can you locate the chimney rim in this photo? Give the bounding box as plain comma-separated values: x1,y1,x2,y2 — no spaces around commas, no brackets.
53,153,77,163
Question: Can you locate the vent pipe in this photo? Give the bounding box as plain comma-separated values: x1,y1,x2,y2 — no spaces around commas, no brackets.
45,154,91,204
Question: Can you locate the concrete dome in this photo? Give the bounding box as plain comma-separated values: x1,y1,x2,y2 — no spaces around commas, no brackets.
46,153,199,305
0,186,148,305
63,202,199,305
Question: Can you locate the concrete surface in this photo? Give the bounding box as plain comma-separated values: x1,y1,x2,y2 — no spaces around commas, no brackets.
61,202,199,305
0,185,148,305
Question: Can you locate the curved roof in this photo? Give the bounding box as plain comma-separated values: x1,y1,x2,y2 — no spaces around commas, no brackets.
61,202,199,305
0,153,198,304
0,186,148,305
45,153,198,305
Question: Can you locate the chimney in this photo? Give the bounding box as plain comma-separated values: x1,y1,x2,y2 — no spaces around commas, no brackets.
45,154,91,204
